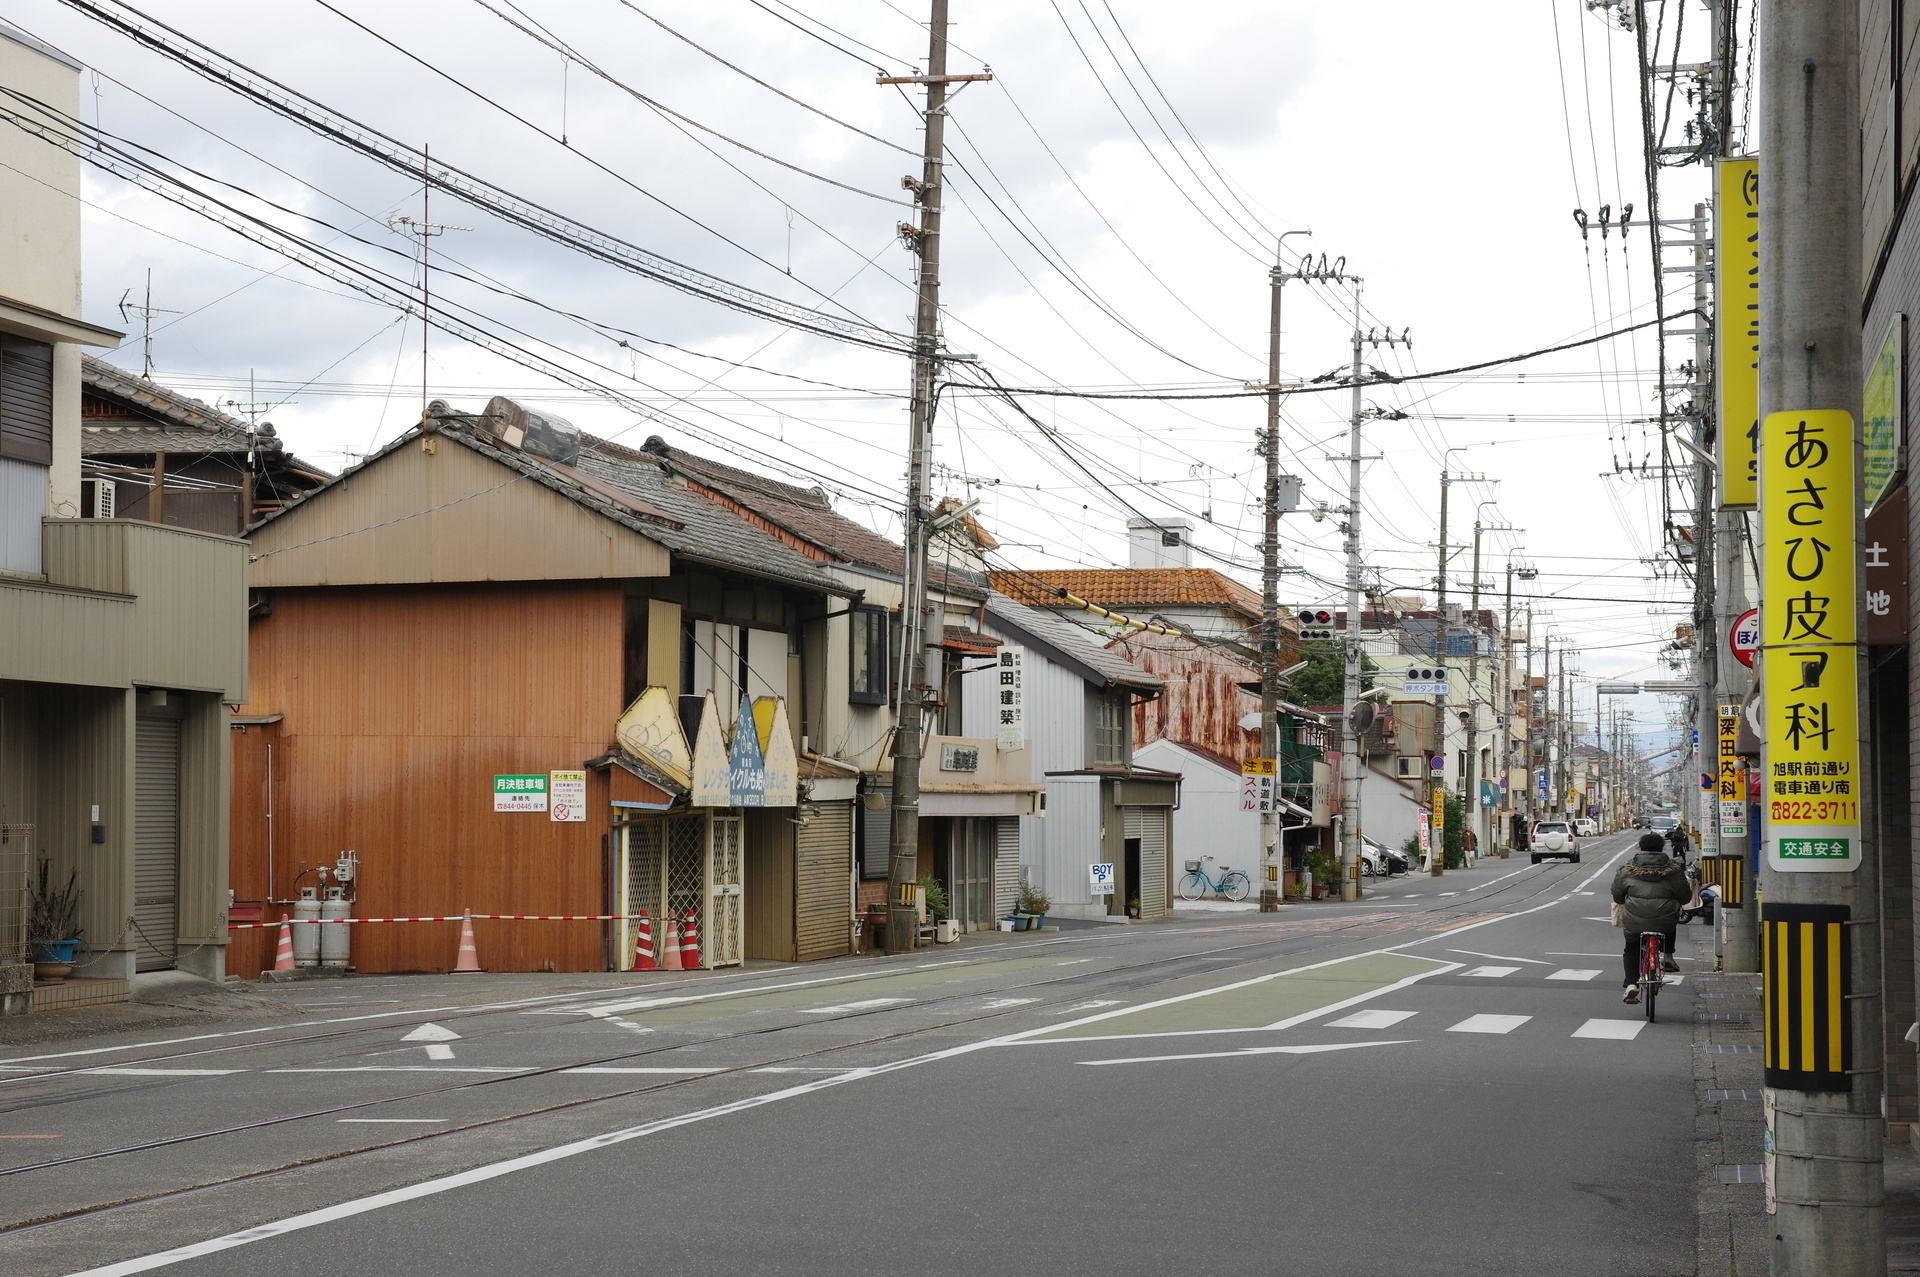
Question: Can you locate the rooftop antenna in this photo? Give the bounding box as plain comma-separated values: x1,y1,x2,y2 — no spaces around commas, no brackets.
386,144,469,417
117,269,178,380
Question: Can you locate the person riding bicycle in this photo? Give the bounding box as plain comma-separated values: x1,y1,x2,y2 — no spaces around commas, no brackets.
1612,833,1690,1003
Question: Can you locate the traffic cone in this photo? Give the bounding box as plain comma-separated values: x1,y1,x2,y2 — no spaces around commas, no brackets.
631,910,656,971
452,910,483,973
682,908,701,970
661,911,684,971
271,920,295,972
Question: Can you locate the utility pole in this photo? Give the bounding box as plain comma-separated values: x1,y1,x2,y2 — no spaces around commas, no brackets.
1758,0,1882,1268
1257,230,1313,912
1432,468,1450,875
1466,513,1516,861
881,2,989,954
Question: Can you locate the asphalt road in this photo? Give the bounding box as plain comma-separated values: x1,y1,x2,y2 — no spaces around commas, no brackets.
2,831,1697,1276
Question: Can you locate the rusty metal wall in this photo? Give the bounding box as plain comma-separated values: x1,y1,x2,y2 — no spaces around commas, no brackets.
1108,631,1261,764
233,580,626,973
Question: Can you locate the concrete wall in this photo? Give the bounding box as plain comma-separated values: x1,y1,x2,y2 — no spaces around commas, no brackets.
0,24,81,319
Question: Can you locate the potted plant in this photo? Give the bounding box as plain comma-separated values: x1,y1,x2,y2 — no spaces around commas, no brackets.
1302,849,1340,900
29,862,82,983
1017,888,1051,930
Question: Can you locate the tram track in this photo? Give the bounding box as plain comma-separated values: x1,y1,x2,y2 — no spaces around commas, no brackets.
0,847,1624,1238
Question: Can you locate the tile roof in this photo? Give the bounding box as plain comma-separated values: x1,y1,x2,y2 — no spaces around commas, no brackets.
992,568,1262,620
634,435,986,597
80,355,329,478
982,591,1163,692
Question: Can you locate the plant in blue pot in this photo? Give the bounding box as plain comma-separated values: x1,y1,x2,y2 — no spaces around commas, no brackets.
29,862,83,983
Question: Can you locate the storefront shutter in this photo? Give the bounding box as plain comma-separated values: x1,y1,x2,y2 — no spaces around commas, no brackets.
796,800,853,961
134,717,182,971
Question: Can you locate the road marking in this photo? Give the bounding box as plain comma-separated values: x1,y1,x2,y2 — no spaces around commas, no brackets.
337,1118,447,1123
1459,966,1521,978
1438,892,1459,897
1572,1019,1646,1040
566,965,968,1020
749,1067,856,1074
264,1060,533,1067
1079,1041,1416,1066
0,1134,60,1138
1545,952,1618,957
421,1044,455,1061
401,1023,460,1043
1060,1000,1121,1012
85,1068,240,1076
1447,1015,1530,1034
1447,949,1551,965
1575,891,1596,896
798,998,912,1014
1325,1009,1417,1029
1546,969,1603,982
564,1060,729,1067
1581,917,1615,922
980,998,1038,1008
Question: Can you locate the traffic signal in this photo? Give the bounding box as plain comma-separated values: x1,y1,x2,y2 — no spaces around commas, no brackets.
1296,608,1337,641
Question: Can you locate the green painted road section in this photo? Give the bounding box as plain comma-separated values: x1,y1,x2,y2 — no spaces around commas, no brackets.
1025,952,1450,1040
609,955,1097,1027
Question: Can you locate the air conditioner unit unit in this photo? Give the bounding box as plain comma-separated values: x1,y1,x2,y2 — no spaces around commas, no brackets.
81,478,115,519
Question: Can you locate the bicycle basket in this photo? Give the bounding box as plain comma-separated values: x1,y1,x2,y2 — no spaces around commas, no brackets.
1184,860,1201,873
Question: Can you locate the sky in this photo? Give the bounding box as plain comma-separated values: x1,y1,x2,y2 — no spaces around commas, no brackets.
2,0,1728,752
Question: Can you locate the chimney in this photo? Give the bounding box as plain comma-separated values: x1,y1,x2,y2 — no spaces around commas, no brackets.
1127,517,1193,568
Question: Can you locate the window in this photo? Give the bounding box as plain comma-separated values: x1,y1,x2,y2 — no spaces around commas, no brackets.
1093,691,1126,765
849,606,889,705
0,334,54,466
1396,756,1420,779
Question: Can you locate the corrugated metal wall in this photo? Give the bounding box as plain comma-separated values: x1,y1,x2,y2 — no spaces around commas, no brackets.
994,816,1020,919
133,715,180,970
234,581,625,973
1033,775,1100,906
0,456,44,575
795,800,851,961
1124,805,1170,920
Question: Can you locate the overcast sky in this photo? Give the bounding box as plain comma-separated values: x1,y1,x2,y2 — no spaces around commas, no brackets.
4,0,1722,750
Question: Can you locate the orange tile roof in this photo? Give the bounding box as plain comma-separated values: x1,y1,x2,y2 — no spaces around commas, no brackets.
992,568,1263,619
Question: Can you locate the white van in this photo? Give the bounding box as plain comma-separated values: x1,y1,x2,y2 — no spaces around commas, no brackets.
1574,818,1598,837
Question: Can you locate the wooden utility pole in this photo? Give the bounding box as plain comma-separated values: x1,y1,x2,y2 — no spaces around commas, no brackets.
881,3,989,954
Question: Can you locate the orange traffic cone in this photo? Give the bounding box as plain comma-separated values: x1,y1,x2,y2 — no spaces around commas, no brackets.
682,908,701,970
271,920,295,972
661,912,684,971
452,910,483,973
631,910,656,971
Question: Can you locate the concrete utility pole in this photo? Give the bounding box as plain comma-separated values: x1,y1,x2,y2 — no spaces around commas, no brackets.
1466,512,1516,859
1431,467,1450,875
883,2,990,954
1257,230,1313,913
1758,0,1883,1269
1340,281,1367,899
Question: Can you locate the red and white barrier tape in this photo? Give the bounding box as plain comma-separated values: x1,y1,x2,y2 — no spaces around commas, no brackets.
226,913,656,929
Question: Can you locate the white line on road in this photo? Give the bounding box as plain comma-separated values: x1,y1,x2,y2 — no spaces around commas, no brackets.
1545,953,1619,957
1572,1019,1647,1040
559,1067,724,1075
979,998,1038,1008
797,998,912,1014
1459,966,1522,978
336,1118,447,1123
1325,1009,1417,1029
265,1067,533,1074
1079,1041,1416,1066
1446,949,1551,965
84,1069,240,1076
1447,1015,1531,1034
1545,969,1603,982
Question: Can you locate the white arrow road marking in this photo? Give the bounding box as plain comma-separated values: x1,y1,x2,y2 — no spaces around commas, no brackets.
1060,1001,1122,1012
1447,1014,1531,1034
1079,1041,1416,1066
1459,966,1522,978
1325,1009,1417,1029
1447,949,1552,965
421,1044,455,1061
1572,1019,1647,1040
1546,969,1603,982
981,998,1038,1009
401,1023,461,1042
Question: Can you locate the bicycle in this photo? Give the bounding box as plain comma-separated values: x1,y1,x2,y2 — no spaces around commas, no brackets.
1177,857,1251,902
1634,931,1666,1023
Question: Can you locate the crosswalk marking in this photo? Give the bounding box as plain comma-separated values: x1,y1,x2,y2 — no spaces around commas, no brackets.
1325,1009,1417,1029
1572,1019,1646,1040
1447,1014,1531,1034
1459,966,1521,978
1545,969,1602,981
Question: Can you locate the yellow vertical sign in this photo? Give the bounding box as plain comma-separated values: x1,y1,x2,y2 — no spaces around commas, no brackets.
1717,159,1760,507
1717,707,1746,838
1760,409,1860,872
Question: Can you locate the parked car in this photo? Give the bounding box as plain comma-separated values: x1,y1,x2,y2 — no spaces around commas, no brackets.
1359,836,1408,877
1574,818,1598,837
1530,820,1580,864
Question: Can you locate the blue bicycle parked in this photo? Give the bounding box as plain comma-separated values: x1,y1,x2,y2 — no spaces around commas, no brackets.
1177,856,1251,902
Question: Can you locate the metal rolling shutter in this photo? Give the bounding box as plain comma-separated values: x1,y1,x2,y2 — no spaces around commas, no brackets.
857,784,890,880
134,717,182,971
796,800,853,961
1125,806,1169,920
994,817,1020,920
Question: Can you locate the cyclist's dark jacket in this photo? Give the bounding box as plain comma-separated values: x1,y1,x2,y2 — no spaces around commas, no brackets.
1611,850,1690,932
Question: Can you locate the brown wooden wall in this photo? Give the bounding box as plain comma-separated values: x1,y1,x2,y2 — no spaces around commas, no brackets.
229,580,626,974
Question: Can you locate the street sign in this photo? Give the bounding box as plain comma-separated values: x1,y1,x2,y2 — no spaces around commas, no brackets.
1717,707,1746,838
1403,666,1451,695
549,769,586,822
493,774,549,813
1729,608,1760,668
1715,158,1759,508
1430,755,1445,774
995,646,1025,749
1089,863,1116,896
1240,758,1277,812
1761,409,1861,873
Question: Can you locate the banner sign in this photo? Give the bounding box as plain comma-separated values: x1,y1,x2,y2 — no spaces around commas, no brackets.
1717,707,1745,839
1240,757,1276,813
1760,410,1861,872
1864,315,1904,512
1716,158,1760,507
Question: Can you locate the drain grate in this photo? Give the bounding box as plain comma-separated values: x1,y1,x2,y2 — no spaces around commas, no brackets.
1698,1013,1756,1024
1707,1089,1763,1101
1714,1164,1766,1184
1705,1044,1759,1053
